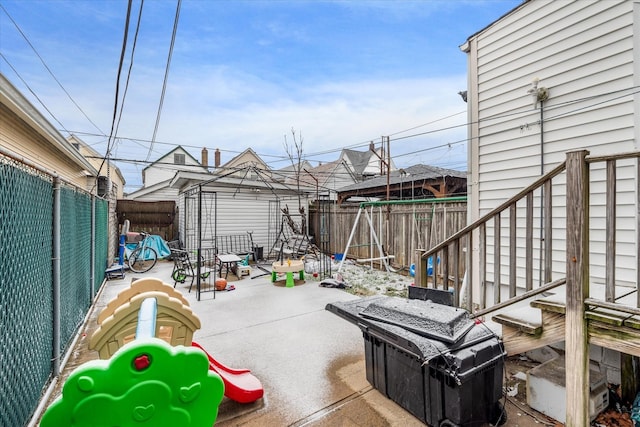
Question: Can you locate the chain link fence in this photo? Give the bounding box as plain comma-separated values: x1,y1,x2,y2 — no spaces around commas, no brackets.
0,153,109,427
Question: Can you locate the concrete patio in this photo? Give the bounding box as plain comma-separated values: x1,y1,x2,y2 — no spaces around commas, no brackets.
40,259,548,426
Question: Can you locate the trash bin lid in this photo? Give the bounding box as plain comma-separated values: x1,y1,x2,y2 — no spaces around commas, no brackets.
360,296,474,343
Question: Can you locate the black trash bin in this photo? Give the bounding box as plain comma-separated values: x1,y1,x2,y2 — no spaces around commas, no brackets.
327,296,506,427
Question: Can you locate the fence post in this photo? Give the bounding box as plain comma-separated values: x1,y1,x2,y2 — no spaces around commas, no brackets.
565,149,590,426
414,249,424,287
52,178,61,376
90,195,96,298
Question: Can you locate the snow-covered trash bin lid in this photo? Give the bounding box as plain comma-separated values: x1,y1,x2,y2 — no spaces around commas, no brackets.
360,296,474,343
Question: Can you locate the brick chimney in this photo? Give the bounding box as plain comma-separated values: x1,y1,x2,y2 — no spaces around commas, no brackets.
215,148,221,168
201,147,208,168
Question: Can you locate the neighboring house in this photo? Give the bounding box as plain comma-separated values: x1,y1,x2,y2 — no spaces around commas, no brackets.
274,159,312,183
461,0,638,292
336,164,467,204
216,148,272,180
281,147,398,202
143,145,209,187
341,147,396,180
68,134,126,259
127,146,210,201
284,159,357,201
171,165,311,257
0,73,97,188
67,134,126,199
131,146,309,251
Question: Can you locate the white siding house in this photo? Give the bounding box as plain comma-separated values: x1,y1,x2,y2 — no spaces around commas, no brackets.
287,159,358,201
143,146,209,187
127,146,210,200
171,170,310,255
461,0,639,294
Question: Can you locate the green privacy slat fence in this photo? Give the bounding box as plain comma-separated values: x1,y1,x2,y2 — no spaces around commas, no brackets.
0,154,110,427
59,185,92,351
94,199,108,296
0,160,54,427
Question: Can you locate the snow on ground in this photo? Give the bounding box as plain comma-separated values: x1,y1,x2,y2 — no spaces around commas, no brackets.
305,257,415,298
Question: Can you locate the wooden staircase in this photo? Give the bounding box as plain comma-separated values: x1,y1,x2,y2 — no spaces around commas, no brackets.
414,150,640,426
493,285,640,358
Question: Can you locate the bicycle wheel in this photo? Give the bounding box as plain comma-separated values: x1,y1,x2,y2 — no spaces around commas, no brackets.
128,246,158,273
172,268,187,283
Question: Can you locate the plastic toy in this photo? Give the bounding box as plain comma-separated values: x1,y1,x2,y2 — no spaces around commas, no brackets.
271,259,305,287
41,297,224,427
89,278,264,404
192,341,264,403
215,278,227,291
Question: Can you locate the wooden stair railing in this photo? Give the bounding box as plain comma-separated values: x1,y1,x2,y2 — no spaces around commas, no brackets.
416,161,567,311
413,149,640,425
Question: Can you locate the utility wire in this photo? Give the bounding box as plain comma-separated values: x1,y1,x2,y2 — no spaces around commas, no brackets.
98,0,133,179
0,3,104,135
70,84,640,177
388,110,466,137
113,0,145,152
146,0,182,162
0,53,70,133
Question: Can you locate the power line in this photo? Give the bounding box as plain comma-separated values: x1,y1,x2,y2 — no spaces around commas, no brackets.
70,84,640,181
98,0,134,181
0,3,104,135
146,0,182,162
113,0,145,150
388,110,467,136
0,53,70,133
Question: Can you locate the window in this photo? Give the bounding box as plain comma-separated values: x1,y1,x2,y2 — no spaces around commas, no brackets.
174,153,185,165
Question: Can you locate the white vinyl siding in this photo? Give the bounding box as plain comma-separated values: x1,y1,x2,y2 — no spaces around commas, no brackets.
467,0,638,290
177,183,309,254
144,148,205,187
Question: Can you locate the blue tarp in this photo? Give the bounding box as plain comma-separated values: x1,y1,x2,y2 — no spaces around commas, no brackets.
124,235,171,260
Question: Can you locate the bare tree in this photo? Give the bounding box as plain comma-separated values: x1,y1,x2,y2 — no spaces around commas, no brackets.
283,127,306,234
283,127,304,209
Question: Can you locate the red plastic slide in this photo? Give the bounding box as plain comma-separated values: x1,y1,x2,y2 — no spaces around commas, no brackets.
191,341,264,403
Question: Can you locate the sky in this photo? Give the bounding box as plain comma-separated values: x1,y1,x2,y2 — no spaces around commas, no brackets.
0,0,523,192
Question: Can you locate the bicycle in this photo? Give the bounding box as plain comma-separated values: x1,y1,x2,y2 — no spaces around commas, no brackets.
128,231,158,273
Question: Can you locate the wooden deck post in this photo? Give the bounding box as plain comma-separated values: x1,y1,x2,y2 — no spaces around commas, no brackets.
565,150,590,426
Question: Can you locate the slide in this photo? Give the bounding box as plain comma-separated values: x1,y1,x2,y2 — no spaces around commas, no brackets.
192,341,264,404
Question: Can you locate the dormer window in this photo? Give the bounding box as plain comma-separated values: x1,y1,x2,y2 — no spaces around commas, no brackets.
174,153,185,165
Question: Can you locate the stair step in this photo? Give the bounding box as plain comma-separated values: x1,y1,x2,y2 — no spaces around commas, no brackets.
530,294,566,314
492,306,542,335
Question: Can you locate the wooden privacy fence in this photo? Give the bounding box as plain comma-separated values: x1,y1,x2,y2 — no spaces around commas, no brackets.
116,200,178,241
309,199,467,274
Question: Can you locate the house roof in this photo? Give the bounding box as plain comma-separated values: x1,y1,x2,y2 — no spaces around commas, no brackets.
337,164,466,192
125,177,175,199
341,148,373,176
170,168,314,195
284,160,343,187
275,160,313,182
68,134,126,184
0,73,97,174
143,145,207,172
220,147,270,170
460,0,529,51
